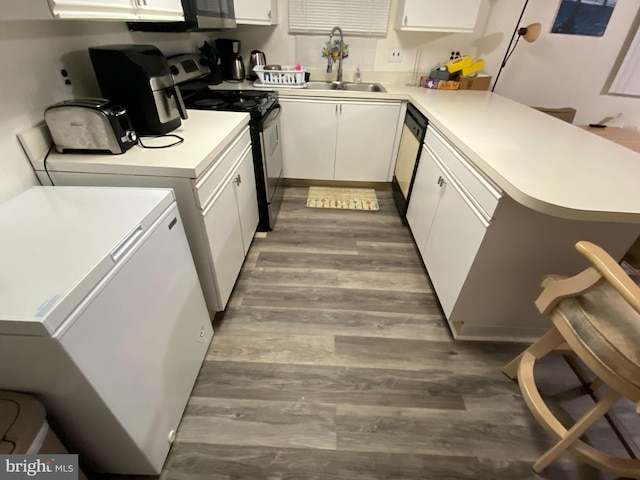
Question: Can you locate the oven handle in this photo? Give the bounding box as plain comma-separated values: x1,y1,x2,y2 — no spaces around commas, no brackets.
262,104,281,130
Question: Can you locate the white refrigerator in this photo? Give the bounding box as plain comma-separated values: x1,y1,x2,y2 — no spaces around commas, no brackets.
0,186,213,474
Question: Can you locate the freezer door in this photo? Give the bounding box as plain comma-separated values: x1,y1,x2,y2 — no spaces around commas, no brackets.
55,202,213,474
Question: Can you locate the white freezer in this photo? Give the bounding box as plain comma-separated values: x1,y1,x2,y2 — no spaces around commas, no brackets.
0,186,213,474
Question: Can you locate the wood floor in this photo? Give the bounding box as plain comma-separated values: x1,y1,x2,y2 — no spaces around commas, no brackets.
160,187,634,480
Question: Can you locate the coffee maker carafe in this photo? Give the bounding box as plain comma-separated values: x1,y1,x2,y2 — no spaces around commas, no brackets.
215,39,245,82
89,45,188,136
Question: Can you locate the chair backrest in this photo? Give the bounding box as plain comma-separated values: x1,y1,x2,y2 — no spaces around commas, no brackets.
532,107,577,124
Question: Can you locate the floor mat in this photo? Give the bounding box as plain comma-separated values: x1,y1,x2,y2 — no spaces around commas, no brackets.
306,187,379,211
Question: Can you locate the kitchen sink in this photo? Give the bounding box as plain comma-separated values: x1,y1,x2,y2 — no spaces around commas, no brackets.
305,81,339,90
305,81,387,93
339,82,387,92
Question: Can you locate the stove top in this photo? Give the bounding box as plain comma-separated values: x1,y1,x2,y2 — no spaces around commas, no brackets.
182,88,278,116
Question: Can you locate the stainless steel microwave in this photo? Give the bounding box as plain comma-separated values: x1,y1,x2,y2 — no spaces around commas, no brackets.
128,0,236,32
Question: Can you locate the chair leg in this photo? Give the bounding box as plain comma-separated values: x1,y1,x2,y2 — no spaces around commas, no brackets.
532,388,621,473
503,327,564,380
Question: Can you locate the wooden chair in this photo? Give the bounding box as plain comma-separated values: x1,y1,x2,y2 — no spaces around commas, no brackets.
504,240,640,477
532,106,577,124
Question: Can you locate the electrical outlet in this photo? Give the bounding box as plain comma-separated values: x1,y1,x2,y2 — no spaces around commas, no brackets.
388,47,403,63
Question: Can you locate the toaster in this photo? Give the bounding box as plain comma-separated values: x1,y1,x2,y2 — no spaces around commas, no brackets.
44,99,138,154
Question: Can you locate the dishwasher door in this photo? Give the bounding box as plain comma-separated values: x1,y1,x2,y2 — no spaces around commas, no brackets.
392,104,428,219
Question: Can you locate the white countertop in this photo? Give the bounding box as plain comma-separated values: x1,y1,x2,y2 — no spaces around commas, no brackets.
221,79,640,223
401,88,640,223
37,110,250,178
36,80,640,222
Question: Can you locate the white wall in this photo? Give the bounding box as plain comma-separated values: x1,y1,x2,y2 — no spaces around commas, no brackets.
1,0,639,202
232,0,640,124
0,18,213,203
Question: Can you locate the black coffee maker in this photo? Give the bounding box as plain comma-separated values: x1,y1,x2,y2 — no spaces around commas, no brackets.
199,41,224,85
89,45,188,136
215,38,245,81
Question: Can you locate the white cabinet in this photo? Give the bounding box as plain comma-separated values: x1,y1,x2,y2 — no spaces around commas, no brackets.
406,147,442,256
280,99,337,180
407,125,501,333
3,0,183,21
335,102,403,181
419,148,488,318
202,145,257,307
234,0,278,25
395,0,481,33
195,129,258,310
280,98,402,182
45,0,138,19
133,0,184,21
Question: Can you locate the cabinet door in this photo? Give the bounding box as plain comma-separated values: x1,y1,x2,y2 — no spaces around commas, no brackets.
397,0,481,32
234,0,276,24
49,0,138,19
406,146,443,259
134,0,184,20
423,162,488,318
335,102,401,182
202,176,245,310
280,99,338,180
234,146,259,255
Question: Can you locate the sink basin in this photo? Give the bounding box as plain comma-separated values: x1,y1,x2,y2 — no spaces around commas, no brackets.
339,82,387,92
305,81,387,93
305,81,339,90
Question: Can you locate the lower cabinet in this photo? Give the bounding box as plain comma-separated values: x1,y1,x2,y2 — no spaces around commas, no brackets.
280,97,402,181
407,125,640,342
407,143,487,318
197,132,259,309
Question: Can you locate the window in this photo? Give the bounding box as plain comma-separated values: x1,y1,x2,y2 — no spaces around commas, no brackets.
609,25,640,96
289,0,391,37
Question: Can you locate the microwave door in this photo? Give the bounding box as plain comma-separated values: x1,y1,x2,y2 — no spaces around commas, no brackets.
194,0,236,29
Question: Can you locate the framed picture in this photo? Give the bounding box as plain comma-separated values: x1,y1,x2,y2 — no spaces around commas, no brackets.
551,0,617,37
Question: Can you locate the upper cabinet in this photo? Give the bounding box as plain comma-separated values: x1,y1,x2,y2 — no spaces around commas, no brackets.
49,0,137,19
234,0,278,25
1,0,183,21
395,0,481,33
131,0,184,21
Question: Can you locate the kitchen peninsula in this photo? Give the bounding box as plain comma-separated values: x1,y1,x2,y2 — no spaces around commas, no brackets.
271,85,640,341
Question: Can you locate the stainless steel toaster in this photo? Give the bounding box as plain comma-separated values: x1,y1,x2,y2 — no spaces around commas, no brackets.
44,99,138,154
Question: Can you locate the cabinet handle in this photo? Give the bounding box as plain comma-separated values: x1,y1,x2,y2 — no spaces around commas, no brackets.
339,104,342,115
404,15,408,26
268,10,271,20
234,174,242,186
335,104,338,116
437,176,442,186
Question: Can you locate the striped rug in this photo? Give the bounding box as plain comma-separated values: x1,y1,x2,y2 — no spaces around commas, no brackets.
306,187,379,211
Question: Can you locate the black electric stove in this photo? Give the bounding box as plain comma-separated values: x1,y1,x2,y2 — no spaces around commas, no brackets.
170,55,283,231
182,88,278,119
181,86,283,232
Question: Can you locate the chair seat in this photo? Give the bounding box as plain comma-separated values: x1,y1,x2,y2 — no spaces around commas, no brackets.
544,274,640,389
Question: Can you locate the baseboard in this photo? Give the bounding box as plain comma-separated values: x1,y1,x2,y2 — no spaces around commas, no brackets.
282,178,392,190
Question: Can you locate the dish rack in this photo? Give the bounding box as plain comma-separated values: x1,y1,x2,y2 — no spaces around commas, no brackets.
253,65,306,88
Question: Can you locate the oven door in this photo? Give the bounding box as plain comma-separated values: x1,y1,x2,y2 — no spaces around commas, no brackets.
260,104,283,204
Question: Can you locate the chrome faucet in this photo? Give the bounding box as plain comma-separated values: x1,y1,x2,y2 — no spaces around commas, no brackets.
327,26,344,83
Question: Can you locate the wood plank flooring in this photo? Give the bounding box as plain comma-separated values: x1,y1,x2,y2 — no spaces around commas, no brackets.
160,187,634,480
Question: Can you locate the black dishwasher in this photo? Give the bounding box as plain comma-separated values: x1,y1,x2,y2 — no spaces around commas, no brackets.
392,103,428,221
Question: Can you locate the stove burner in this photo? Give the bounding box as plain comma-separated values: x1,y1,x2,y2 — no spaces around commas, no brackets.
232,99,258,109
193,98,227,108
240,91,267,99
